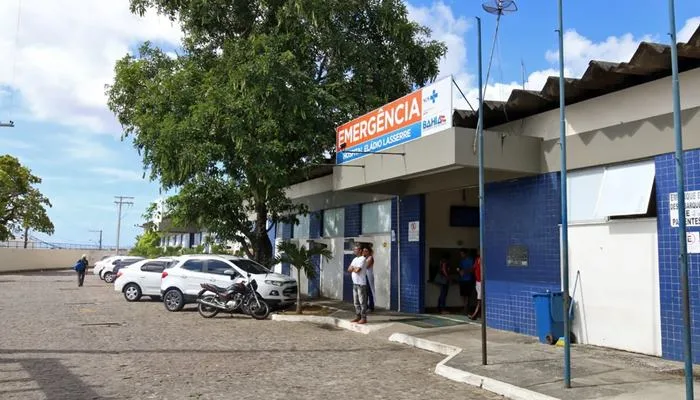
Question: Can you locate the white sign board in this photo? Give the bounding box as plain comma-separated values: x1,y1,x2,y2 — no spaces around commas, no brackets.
688,232,700,254
408,221,420,242
669,190,700,227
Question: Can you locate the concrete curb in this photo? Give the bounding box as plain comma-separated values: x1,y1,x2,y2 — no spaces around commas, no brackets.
271,314,393,334
389,333,561,400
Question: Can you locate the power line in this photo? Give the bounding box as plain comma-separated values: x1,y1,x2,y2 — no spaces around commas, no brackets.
114,196,134,255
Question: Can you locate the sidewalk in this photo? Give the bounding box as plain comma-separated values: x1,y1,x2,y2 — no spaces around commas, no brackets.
276,299,700,400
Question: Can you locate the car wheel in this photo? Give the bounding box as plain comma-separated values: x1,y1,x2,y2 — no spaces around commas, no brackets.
123,283,142,302
103,272,115,283
163,289,185,312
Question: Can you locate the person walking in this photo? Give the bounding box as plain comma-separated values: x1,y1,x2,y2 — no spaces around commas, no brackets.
74,254,88,287
347,245,368,324
363,247,376,312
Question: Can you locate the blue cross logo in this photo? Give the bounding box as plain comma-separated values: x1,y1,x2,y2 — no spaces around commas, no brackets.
427,89,438,104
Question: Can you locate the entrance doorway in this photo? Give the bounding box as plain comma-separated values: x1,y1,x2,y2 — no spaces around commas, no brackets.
424,188,480,314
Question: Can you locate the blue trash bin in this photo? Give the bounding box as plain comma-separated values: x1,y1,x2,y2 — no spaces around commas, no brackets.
533,291,567,345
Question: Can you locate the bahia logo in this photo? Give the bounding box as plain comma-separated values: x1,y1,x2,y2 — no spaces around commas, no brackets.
423,115,447,129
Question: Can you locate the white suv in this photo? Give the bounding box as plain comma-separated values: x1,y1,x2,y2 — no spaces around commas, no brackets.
160,254,298,312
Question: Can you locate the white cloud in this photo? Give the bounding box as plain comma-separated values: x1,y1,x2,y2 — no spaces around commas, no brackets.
409,1,699,112
545,31,655,78
679,17,700,43
0,0,182,135
91,167,145,182
56,133,117,161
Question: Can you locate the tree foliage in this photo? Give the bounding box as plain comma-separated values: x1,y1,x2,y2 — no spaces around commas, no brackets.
107,0,446,265
273,240,332,314
0,155,54,242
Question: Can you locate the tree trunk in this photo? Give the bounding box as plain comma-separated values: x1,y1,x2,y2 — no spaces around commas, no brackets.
23,226,29,248
254,203,273,265
296,267,302,314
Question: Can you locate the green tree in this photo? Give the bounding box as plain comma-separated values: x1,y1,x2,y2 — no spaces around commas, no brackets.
129,229,163,257
18,189,55,248
107,0,446,264
0,155,53,242
273,241,332,314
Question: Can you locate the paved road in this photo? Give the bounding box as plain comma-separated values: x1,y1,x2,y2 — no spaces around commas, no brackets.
0,270,501,400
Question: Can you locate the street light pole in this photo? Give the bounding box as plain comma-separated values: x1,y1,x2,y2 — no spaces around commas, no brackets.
475,15,487,367
667,1,695,398
556,0,572,389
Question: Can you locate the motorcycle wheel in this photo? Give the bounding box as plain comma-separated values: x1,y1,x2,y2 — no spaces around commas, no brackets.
247,297,270,320
197,295,220,318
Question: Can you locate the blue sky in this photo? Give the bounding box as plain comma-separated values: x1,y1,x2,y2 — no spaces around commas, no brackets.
0,0,698,247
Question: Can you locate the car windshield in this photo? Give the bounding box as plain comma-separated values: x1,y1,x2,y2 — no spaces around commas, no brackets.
229,258,270,274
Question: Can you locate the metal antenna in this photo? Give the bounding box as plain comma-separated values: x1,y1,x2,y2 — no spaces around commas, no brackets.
482,0,518,15
472,0,519,154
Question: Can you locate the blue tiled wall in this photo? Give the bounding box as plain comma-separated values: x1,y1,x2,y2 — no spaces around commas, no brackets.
484,173,562,335
655,150,700,363
343,205,362,302
396,195,426,313
310,212,322,239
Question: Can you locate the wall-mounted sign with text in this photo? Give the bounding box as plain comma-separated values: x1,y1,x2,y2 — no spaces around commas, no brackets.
335,76,453,164
670,190,700,227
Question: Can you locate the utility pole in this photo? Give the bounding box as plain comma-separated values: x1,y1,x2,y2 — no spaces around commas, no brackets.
89,229,103,250
114,196,134,255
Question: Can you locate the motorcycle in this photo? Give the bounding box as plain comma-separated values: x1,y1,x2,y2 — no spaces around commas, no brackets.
195,271,270,320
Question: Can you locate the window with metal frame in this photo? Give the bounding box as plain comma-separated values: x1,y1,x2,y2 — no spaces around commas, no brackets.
293,214,310,238
361,200,392,234
567,159,656,223
323,207,345,237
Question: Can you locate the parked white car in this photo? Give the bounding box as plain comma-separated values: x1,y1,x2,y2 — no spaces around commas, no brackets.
93,256,130,277
160,254,297,312
99,256,145,283
114,257,178,302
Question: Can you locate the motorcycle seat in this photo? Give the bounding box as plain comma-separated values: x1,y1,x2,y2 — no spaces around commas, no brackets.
200,283,229,293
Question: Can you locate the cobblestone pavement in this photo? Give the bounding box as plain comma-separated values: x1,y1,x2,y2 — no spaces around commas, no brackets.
0,270,502,400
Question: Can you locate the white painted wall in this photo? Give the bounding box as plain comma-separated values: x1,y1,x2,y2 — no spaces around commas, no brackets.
495,68,700,140
0,249,115,272
424,190,480,309
565,219,662,356
319,237,344,301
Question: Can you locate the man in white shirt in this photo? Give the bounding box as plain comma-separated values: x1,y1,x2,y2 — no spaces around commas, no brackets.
348,245,368,324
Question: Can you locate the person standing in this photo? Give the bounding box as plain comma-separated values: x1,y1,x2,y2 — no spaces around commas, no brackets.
74,254,88,287
363,247,376,312
347,245,368,324
435,254,451,314
469,249,482,320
